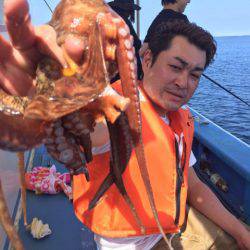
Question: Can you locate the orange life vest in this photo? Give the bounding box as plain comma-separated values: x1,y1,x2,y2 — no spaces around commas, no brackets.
73,81,194,238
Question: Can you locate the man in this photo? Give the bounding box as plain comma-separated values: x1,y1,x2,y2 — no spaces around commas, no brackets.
1,1,250,249
140,0,190,57
85,22,250,250
108,0,143,79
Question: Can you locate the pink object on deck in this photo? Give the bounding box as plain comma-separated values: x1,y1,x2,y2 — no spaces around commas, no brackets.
25,165,72,199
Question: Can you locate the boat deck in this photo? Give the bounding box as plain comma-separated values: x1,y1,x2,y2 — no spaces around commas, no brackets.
0,151,21,249
2,146,96,250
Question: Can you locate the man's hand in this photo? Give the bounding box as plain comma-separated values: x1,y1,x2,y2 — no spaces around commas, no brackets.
0,0,84,96
188,167,250,249
235,228,250,250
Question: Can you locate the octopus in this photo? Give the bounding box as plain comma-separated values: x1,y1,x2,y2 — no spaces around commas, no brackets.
0,0,172,249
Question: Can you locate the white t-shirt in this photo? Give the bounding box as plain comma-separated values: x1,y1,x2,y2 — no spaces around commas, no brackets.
92,115,196,250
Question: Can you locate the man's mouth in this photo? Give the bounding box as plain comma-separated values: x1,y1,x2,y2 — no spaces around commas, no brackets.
165,90,186,99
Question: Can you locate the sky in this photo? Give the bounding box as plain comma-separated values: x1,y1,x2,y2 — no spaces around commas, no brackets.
24,0,250,39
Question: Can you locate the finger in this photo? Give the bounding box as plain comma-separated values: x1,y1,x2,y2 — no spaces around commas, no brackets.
63,35,86,64
0,35,12,61
0,33,40,76
0,34,38,77
4,25,65,75
0,62,34,96
4,0,36,50
35,25,66,67
36,26,85,66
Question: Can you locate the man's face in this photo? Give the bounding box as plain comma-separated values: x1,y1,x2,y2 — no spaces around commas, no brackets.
177,0,190,13
142,35,206,114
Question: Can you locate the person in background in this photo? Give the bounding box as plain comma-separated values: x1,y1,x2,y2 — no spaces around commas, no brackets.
108,0,143,80
140,0,190,57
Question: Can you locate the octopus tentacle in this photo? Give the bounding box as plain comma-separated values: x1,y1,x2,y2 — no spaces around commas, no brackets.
0,179,24,250
115,18,170,242
85,84,130,124
88,174,114,210
88,113,132,208
0,88,46,151
0,89,29,114
88,111,145,233
17,152,28,227
107,113,145,234
62,111,95,163
89,113,132,210
44,119,90,179
76,133,93,163
87,16,143,225
0,111,46,152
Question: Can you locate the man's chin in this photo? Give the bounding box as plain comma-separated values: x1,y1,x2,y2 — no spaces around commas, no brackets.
163,100,183,112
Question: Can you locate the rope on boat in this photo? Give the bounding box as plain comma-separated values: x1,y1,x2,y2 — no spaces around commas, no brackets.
43,0,53,14
202,73,250,107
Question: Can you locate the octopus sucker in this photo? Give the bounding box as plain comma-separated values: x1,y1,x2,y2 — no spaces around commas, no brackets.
0,0,169,246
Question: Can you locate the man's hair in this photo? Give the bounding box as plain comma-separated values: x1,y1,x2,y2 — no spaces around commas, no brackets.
161,0,177,6
148,21,217,68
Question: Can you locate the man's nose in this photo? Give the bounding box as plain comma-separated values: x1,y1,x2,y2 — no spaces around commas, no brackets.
174,72,188,89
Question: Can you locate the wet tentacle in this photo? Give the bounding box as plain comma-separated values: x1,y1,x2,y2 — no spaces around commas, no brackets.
88,113,132,207
107,113,145,234
0,179,24,250
0,87,46,151
0,112,47,152
116,20,172,245
88,174,114,210
88,113,146,232
77,133,93,163
17,152,28,227
44,120,88,177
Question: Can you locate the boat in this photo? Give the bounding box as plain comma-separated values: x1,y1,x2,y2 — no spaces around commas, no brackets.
0,1,249,249
1,109,249,250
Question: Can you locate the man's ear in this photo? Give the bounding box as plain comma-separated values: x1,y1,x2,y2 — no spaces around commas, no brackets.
142,49,153,70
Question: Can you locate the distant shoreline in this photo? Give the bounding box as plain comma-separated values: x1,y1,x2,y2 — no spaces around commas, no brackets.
215,35,250,38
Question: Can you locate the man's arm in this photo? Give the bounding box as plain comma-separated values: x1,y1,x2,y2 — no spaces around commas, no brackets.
188,167,250,249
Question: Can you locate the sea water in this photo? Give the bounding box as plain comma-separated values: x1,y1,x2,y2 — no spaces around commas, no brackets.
189,35,250,145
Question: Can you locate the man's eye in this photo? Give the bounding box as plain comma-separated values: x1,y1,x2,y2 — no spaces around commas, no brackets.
170,65,181,70
191,74,200,80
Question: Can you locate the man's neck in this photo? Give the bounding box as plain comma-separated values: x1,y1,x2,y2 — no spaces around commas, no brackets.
152,102,168,117
163,4,180,12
